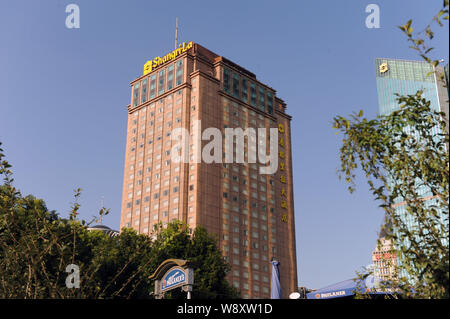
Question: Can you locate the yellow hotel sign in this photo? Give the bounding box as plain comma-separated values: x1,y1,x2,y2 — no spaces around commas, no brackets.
143,41,194,75
278,123,288,224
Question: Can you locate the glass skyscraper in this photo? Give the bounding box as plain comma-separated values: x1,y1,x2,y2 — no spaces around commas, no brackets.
376,58,449,131
374,58,449,280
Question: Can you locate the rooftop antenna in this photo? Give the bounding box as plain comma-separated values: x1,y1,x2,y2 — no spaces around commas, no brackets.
175,17,179,49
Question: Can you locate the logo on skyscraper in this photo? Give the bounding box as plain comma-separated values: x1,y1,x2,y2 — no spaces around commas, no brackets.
379,62,389,74
143,41,194,75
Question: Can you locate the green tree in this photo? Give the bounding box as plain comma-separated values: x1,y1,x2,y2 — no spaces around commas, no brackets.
0,175,154,297
0,142,238,299
333,1,449,299
148,221,239,299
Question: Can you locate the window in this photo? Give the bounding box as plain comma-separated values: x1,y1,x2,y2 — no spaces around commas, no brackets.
149,74,156,99
133,83,140,107
241,78,248,103
141,78,148,103
158,69,165,95
176,60,183,86
223,68,230,93
167,64,174,91
267,91,273,115
250,83,256,106
258,86,265,112
232,73,240,98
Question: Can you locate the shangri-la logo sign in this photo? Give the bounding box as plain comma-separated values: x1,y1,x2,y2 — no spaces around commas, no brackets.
143,41,194,75
379,62,389,74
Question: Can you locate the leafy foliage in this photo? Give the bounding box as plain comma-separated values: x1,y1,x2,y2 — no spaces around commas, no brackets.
398,0,449,75
149,222,240,299
333,0,449,299
333,92,448,298
0,142,238,299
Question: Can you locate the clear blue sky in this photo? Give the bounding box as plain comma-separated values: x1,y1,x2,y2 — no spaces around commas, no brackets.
0,0,448,290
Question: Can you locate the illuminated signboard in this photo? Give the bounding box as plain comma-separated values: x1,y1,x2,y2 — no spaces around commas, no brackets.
149,259,194,299
161,267,187,292
143,41,194,75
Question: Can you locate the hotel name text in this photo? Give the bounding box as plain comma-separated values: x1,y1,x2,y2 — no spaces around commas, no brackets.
143,41,194,75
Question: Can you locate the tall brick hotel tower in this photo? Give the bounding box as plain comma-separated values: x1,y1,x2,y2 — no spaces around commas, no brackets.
120,42,297,298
